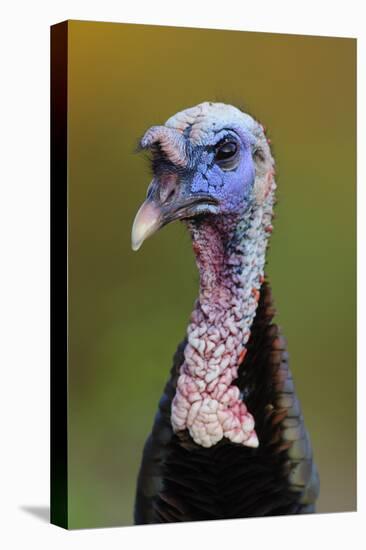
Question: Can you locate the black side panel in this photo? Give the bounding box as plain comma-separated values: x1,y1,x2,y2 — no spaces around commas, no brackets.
50,20,68,529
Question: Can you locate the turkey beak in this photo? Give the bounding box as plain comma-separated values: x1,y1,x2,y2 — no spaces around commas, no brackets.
131,174,178,251
131,198,163,252
131,174,219,251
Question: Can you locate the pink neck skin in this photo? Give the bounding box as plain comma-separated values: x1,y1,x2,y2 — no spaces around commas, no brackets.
170,193,274,448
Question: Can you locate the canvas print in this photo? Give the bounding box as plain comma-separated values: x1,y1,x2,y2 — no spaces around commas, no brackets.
51,20,356,529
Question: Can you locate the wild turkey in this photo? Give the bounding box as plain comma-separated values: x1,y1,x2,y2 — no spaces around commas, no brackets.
131,101,319,523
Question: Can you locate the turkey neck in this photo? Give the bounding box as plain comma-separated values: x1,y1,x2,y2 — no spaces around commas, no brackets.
190,212,257,309
187,198,272,360
170,189,275,449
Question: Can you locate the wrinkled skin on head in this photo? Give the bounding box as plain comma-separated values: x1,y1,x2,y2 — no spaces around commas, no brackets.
132,102,274,251
182,130,255,214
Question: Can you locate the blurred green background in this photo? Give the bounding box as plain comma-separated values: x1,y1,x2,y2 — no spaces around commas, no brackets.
67,20,356,528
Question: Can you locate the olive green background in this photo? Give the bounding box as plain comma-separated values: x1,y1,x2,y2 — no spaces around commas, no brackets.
67,20,356,528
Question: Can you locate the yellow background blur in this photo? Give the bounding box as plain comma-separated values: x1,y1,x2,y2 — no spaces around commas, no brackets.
67,20,356,528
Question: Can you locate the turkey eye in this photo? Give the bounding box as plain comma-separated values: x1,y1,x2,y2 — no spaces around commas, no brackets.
214,140,239,170
215,141,237,160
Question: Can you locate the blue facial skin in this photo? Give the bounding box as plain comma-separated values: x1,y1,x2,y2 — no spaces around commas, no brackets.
187,128,256,215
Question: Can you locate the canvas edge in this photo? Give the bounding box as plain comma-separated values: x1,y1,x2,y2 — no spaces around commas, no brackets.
50,19,69,530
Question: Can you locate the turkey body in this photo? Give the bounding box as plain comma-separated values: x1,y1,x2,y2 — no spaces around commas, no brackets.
131,101,319,524
134,282,319,524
